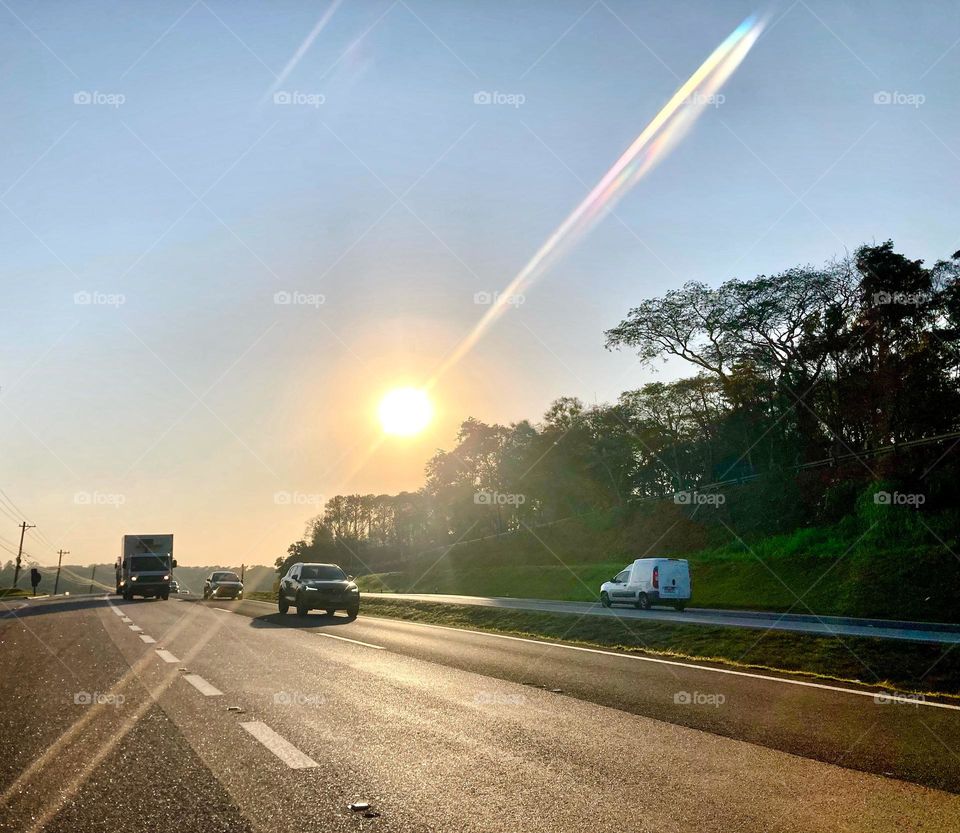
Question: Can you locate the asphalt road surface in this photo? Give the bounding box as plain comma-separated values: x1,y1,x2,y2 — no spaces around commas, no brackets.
363,592,960,644
1,594,959,832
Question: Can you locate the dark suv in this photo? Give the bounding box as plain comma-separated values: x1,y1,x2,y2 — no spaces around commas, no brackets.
278,562,359,619
203,571,243,600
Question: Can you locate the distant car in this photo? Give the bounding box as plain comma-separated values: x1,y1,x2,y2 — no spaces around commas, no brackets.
278,562,359,619
169,580,181,594
203,571,243,600
600,558,691,611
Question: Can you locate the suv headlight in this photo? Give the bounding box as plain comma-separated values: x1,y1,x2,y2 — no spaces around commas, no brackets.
348,586,359,593
130,576,138,582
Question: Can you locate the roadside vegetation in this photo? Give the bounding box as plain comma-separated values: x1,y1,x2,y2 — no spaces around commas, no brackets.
273,242,960,623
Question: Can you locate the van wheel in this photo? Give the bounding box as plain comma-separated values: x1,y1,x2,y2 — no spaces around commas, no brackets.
600,592,611,608
635,593,651,610
278,595,289,614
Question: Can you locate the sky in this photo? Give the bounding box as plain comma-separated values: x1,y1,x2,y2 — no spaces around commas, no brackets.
1,0,957,569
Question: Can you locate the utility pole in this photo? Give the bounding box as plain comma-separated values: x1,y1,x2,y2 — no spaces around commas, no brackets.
89,564,97,593
12,522,36,588
53,549,70,595
240,563,245,582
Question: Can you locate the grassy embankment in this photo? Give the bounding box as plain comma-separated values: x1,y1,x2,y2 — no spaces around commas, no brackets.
355,511,960,623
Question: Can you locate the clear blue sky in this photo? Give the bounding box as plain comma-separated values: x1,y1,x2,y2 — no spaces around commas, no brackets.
2,0,957,567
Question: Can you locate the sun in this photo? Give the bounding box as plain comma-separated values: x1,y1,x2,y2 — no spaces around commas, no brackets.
378,387,433,436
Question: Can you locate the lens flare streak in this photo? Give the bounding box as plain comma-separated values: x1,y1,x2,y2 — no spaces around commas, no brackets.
428,15,764,386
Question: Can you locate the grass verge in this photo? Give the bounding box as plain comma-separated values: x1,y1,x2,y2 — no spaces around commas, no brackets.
360,597,960,696
0,588,29,599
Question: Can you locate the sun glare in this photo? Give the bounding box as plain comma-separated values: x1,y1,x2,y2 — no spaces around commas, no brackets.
378,387,432,436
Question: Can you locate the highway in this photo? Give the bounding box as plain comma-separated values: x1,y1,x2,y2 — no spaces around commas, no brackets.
1,594,959,832
363,592,960,644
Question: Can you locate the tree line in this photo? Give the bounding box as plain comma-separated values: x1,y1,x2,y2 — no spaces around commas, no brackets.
278,241,960,575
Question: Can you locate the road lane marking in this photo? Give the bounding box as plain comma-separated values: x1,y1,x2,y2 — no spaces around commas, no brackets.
139,635,156,644
236,598,959,711
214,607,233,613
183,674,223,696
128,625,142,633
120,617,132,623
370,618,960,712
240,722,318,769
112,608,124,617
316,632,384,650
156,649,180,663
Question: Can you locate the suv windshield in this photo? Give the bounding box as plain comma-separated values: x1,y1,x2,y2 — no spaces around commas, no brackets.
130,555,169,572
300,565,346,581
212,572,240,582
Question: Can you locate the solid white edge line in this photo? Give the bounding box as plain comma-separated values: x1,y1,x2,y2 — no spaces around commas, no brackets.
240,721,318,769
139,634,156,644
156,649,180,663
366,617,960,712
183,674,223,696
315,632,384,650
237,598,959,711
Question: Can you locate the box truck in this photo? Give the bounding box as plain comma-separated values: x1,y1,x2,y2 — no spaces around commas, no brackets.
116,534,176,600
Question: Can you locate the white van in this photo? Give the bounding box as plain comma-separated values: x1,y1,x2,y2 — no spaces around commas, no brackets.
599,558,691,611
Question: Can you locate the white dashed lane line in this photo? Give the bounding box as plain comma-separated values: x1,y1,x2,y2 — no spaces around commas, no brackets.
240,722,319,769
213,608,234,613
139,635,156,644
121,617,132,624
128,625,143,633
316,632,384,650
155,649,180,663
183,674,223,696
